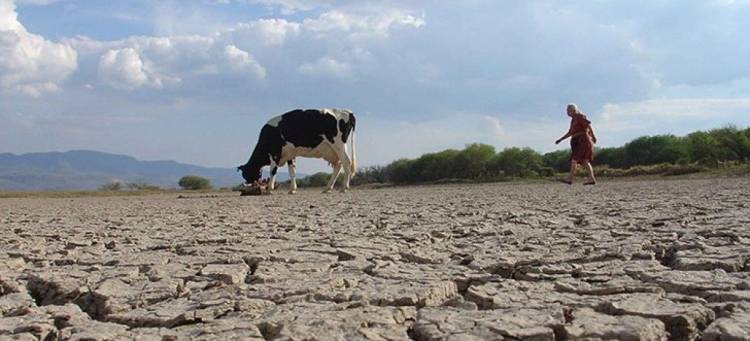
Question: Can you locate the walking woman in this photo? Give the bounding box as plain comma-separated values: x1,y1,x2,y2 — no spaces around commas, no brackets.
555,103,597,185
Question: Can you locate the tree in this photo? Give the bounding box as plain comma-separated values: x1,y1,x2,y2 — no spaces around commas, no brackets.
454,143,496,179
99,182,123,191
126,181,161,191
412,149,460,181
542,150,571,172
351,166,388,186
595,147,627,168
178,175,212,190
708,126,750,162
686,132,722,165
297,172,331,187
622,135,686,167
386,159,416,184
491,147,542,178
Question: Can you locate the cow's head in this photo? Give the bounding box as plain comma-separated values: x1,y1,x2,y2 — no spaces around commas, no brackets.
237,164,262,184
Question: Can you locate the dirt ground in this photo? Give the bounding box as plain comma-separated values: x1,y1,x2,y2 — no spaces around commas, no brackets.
1,178,750,340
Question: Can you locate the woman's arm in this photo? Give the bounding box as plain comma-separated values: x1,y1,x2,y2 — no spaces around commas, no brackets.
556,120,575,144
556,131,587,144
556,132,572,144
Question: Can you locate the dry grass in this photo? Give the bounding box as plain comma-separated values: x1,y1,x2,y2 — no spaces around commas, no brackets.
593,163,707,177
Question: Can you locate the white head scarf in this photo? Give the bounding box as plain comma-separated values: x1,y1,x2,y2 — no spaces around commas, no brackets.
567,103,581,114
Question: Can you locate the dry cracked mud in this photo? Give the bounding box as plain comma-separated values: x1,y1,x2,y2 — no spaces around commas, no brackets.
1,178,750,340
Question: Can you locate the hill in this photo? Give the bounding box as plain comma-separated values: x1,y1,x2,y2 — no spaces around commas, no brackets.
0,150,293,191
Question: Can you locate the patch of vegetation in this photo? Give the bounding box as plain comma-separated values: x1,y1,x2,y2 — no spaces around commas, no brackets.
178,175,212,190
126,181,162,191
99,182,124,191
347,125,750,186
97,181,162,192
594,163,706,177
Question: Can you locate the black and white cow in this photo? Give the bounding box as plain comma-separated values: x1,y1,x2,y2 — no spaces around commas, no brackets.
238,108,356,193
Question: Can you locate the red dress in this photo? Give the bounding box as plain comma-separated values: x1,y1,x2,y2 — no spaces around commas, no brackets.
568,114,594,162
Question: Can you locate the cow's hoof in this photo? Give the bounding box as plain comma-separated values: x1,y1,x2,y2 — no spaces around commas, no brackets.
322,189,332,194
288,190,297,195
339,189,348,193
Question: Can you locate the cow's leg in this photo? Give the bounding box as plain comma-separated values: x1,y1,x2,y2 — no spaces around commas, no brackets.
339,147,353,193
323,163,342,194
287,159,297,194
269,165,278,190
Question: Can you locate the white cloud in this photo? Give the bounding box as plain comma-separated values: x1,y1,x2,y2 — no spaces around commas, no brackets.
302,10,425,38
0,0,77,96
234,19,300,46
298,56,351,79
79,6,423,90
87,35,268,90
245,0,332,14
14,0,62,5
600,98,750,122
0,0,22,31
225,8,424,47
223,44,266,79
98,48,152,90
592,98,750,146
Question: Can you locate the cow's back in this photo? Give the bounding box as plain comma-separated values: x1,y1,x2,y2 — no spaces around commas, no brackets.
272,109,340,148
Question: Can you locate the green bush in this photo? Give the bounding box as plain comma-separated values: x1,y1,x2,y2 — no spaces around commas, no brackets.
386,158,417,184
538,167,556,177
297,172,333,187
453,143,496,179
99,182,123,191
351,166,388,186
708,126,750,161
594,163,705,177
126,182,161,191
542,150,571,172
178,175,212,190
343,125,748,187
491,147,542,178
622,135,687,167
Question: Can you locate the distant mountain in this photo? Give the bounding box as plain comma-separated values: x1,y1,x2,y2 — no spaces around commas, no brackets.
0,150,295,191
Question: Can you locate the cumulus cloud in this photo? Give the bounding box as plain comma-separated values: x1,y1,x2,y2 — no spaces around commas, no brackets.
597,98,750,136
86,35,267,90
244,0,333,14
0,0,77,96
302,10,425,38
298,57,351,79
73,5,424,91
14,0,63,5
98,48,156,90
600,98,750,121
225,7,423,48
233,19,300,46
223,44,266,79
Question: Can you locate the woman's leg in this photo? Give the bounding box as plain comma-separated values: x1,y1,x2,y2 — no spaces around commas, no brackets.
567,160,579,183
583,161,596,183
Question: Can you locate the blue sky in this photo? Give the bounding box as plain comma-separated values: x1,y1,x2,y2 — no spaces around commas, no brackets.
2,0,750,172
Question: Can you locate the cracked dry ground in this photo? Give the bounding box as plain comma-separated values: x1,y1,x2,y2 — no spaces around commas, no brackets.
1,178,750,340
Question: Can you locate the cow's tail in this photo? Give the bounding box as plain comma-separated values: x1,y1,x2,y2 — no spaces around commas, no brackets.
349,114,357,177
